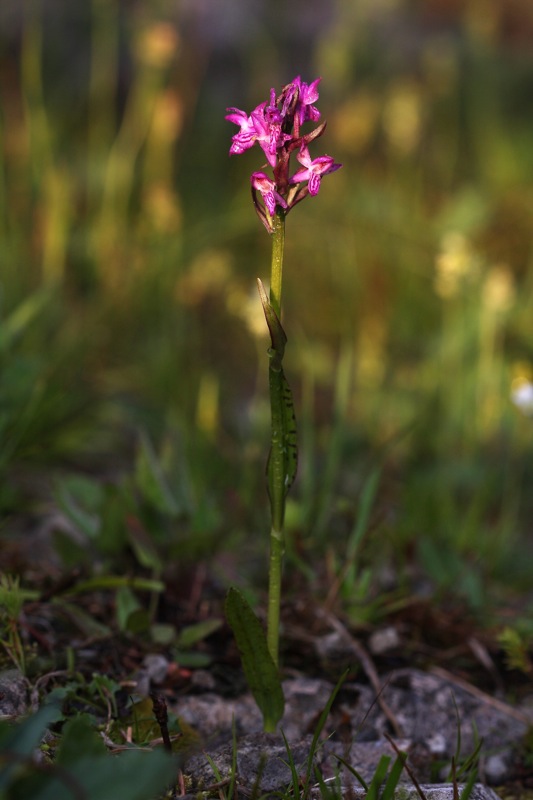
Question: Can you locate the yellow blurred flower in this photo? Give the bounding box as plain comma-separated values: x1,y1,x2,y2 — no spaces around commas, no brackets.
142,183,182,234
226,285,267,340
330,91,380,154
481,264,515,313
434,232,480,299
175,249,232,306
135,23,179,69
382,80,423,156
357,316,387,387
151,90,184,144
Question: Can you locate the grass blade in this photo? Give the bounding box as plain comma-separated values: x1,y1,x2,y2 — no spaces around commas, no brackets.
380,752,407,800
366,755,391,800
303,668,349,791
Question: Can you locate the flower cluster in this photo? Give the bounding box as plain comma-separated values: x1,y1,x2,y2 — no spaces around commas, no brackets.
226,76,341,232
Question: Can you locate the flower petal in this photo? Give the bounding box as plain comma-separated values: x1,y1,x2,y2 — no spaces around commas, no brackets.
289,145,342,193
251,172,288,215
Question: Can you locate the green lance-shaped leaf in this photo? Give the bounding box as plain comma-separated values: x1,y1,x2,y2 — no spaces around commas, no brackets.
225,586,285,732
257,279,298,512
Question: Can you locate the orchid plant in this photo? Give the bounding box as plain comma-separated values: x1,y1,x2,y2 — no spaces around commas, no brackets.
224,77,341,731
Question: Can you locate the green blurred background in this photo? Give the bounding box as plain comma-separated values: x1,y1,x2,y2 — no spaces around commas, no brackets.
1,0,533,619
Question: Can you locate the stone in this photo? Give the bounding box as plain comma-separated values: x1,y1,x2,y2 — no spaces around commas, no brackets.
309,785,502,800
184,731,504,799
142,654,169,684
483,753,510,784
0,669,28,718
184,732,315,792
173,667,527,788
369,625,401,655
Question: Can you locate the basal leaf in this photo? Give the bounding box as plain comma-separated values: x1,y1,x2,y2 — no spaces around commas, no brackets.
225,587,284,732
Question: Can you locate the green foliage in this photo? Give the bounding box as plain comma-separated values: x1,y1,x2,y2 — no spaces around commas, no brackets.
0,705,63,793
448,714,482,786
0,706,176,800
0,294,96,514
176,618,222,648
172,618,223,666
134,432,184,518
342,468,380,595
55,476,103,541
203,719,239,800
288,668,349,797
0,575,24,624
498,625,533,676
107,696,192,753
225,587,285,732
0,575,27,674
115,585,150,634
44,673,122,724
52,433,189,565
366,754,402,800
517,727,533,770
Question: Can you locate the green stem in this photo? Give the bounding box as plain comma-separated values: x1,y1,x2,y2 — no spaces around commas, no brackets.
266,364,287,667
267,525,284,669
269,210,285,317
266,208,286,669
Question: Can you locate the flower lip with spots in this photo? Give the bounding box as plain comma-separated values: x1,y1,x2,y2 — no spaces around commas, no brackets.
226,75,341,231
251,172,288,217
289,144,342,196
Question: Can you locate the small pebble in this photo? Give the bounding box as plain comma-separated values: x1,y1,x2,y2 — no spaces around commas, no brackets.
427,732,447,756
190,670,216,691
142,654,169,684
483,753,509,784
0,669,28,717
368,626,400,654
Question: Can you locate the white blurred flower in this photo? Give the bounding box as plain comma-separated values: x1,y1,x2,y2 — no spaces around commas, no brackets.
511,378,533,416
